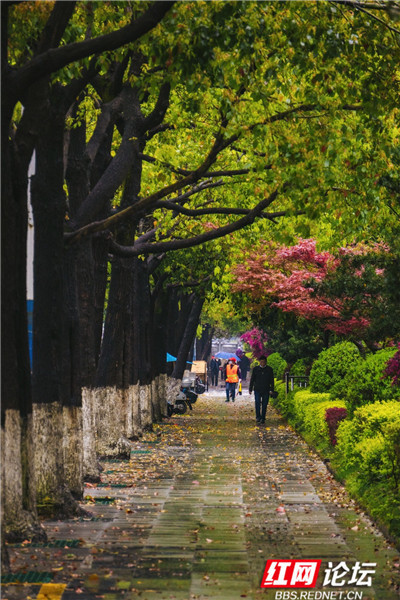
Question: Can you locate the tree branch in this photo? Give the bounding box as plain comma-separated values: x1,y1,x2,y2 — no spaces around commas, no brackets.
35,1,77,56
106,188,281,257
143,82,171,132
66,124,233,241
66,102,328,243
330,0,400,33
167,275,212,290
85,96,123,164
141,150,263,178
154,200,282,220
331,0,400,10
141,152,253,178
7,1,175,101
166,180,227,204
145,123,175,141
72,82,170,228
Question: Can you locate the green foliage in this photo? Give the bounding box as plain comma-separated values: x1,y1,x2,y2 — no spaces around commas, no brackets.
274,388,346,452
309,341,361,397
302,399,347,453
267,352,287,380
342,348,400,414
270,380,294,420
258,310,327,365
334,401,400,537
273,380,286,403
290,358,308,377
336,400,400,452
274,374,400,540
290,390,347,454
292,390,331,424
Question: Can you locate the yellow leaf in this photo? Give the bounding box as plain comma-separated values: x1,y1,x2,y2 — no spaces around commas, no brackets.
37,584,67,600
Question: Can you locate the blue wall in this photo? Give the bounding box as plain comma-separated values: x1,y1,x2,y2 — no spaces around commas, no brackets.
27,299,33,365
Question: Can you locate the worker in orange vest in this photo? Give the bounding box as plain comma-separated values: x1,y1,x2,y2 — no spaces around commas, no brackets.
225,357,241,402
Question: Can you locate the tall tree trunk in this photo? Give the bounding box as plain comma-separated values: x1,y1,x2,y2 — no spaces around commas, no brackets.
134,258,155,428
1,131,44,543
172,294,205,381
80,238,109,481
30,91,79,516
94,256,132,456
166,290,194,358
66,110,112,481
151,284,169,419
60,244,83,497
197,324,214,361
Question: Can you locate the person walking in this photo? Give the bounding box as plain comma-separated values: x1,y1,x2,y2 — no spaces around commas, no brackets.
249,356,274,424
210,356,221,387
239,354,250,381
225,357,241,402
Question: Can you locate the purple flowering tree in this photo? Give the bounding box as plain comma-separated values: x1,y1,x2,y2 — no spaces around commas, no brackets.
240,328,269,359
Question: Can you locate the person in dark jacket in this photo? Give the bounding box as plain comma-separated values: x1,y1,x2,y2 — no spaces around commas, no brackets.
239,354,250,381
249,356,274,424
210,356,221,386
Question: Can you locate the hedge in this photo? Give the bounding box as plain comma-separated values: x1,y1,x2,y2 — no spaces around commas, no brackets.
272,388,346,453
309,341,360,398
267,352,288,380
341,348,400,414
271,385,400,541
333,401,400,538
290,358,308,377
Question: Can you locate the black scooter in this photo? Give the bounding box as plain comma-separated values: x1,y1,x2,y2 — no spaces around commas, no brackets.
167,387,198,416
167,376,204,416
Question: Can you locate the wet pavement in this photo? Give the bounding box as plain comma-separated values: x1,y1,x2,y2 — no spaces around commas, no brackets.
3,393,400,600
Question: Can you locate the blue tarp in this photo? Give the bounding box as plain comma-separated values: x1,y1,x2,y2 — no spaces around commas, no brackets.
166,353,193,364
215,351,241,361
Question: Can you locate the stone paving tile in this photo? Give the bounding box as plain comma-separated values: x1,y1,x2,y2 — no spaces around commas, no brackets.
3,395,400,600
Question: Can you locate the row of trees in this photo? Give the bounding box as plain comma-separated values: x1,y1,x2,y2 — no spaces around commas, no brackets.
2,0,399,549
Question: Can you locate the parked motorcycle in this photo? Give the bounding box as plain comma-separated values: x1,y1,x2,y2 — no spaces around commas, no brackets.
167,388,198,416
194,377,206,395
167,377,202,416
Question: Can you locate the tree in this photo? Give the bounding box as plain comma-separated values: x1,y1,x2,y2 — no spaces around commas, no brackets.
233,238,398,346
311,245,400,345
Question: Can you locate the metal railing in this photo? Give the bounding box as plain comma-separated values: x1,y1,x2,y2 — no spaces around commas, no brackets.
285,372,310,395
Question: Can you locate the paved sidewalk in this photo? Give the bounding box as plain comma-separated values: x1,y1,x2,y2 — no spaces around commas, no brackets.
3,395,400,600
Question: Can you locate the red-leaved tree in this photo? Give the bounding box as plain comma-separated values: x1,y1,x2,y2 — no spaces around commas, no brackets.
233,239,376,336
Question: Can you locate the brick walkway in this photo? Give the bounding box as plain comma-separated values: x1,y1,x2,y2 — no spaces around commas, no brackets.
3,394,400,600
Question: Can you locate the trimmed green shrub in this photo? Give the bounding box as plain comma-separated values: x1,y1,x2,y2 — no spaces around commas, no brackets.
272,372,400,541
271,380,295,419
267,352,288,380
278,389,346,452
292,390,331,423
302,398,347,453
309,342,361,397
336,400,400,464
342,348,400,414
273,380,285,405
290,358,308,377
334,401,400,537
